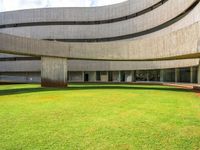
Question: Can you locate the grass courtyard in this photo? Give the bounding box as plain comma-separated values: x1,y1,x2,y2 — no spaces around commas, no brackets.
0,84,200,150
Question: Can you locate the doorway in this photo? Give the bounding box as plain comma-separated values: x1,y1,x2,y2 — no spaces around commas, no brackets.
84,73,89,82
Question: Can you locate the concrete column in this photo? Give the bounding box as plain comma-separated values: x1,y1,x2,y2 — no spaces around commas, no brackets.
190,67,193,83
175,68,180,83
118,71,121,82
101,71,108,82
90,72,96,82
198,65,200,84
41,56,68,87
160,70,164,82
132,71,136,82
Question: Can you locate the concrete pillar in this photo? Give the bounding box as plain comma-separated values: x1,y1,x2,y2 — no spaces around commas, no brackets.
160,70,164,82
190,67,193,83
100,71,108,82
175,68,180,83
90,72,96,82
132,71,136,82
41,56,68,87
198,65,200,84
118,71,121,82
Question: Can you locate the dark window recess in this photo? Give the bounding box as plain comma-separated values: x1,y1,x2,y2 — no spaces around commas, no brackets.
179,68,190,83
108,72,113,82
96,71,101,81
120,71,126,82
84,73,89,82
0,57,41,61
163,69,175,82
149,70,160,81
136,70,148,81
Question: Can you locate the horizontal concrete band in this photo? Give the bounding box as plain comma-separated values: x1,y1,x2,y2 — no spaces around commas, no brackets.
0,57,40,61
0,0,162,24
0,59,199,72
0,0,196,41
0,22,199,61
0,0,199,42
45,0,199,42
0,0,168,28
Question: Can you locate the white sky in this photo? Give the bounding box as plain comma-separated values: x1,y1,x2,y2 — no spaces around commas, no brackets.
0,0,126,12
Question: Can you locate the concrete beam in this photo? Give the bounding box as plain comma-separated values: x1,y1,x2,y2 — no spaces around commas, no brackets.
0,23,199,61
41,57,68,87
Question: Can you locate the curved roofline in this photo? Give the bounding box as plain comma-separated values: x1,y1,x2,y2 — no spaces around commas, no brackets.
0,0,168,27
43,0,199,42
0,0,128,13
0,0,198,42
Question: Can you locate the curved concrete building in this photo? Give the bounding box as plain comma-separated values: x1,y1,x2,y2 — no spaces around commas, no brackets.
0,0,200,87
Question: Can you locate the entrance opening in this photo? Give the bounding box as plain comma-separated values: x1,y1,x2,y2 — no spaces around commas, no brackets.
120,71,126,82
84,73,89,82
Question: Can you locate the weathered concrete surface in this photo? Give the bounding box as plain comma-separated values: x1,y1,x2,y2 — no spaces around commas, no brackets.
198,64,200,84
0,59,198,73
0,0,160,24
0,22,199,61
0,0,194,39
0,0,200,87
41,57,68,87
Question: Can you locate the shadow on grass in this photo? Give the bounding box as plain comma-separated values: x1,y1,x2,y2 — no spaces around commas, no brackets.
0,85,194,96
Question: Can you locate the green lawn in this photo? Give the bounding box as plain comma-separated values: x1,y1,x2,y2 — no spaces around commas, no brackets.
0,84,200,150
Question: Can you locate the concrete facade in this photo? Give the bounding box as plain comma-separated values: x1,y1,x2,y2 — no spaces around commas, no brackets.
0,0,200,87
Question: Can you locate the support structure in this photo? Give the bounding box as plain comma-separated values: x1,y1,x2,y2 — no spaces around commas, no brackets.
175,68,180,83
160,70,164,82
132,71,136,82
118,71,121,82
198,65,200,84
190,67,193,83
41,57,68,87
